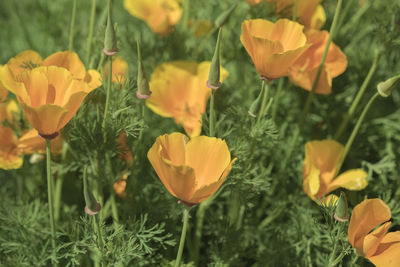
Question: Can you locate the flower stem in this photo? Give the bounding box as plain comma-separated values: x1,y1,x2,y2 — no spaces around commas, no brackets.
94,214,105,267
68,0,77,51
181,0,190,31
86,0,97,65
54,143,69,222
257,80,269,123
327,224,343,267
334,51,381,140
336,92,380,175
292,0,299,21
209,90,216,137
175,208,190,267
46,139,57,266
102,58,113,138
299,0,343,128
271,77,284,121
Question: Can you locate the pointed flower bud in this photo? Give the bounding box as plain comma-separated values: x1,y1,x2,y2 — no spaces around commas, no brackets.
377,74,400,97
215,4,237,28
83,166,101,215
334,192,349,222
207,28,222,90
103,0,118,56
136,39,151,99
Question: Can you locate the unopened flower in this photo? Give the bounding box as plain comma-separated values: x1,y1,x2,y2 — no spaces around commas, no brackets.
289,30,347,94
147,132,236,206
303,140,368,201
146,61,228,137
0,100,23,170
240,19,308,80
124,0,183,36
348,199,400,267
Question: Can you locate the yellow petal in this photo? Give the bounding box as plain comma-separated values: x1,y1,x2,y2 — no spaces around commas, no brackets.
348,199,391,253
185,136,231,189
6,50,43,77
328,169,368,192
43,51,86,79
0,123,22,170
103,57,128,84
84,69,102,90
309,5,326,30
0,65,30,102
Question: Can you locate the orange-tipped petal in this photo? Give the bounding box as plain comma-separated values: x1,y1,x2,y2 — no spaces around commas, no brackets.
6,50,43,77
328,169,368,192
362,222,392,257
348,199,392,253
43,51,86,79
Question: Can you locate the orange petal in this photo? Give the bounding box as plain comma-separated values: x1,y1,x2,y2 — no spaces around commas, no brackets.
43,51,86,79
18,129,62,154
185,136,231,189
0,65,30,102
368,241,400,267
6,50,43,77
348,199,391,253
0,126,22,170
84,69,102,90
289,65,332,94
328,169,368,192
303,162,321,199
362,222,392,257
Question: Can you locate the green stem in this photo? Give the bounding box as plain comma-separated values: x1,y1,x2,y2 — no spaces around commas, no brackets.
209,90,216,137
68,0,77,51
102,58,113,138
181,0,190,31
175,208,190,267
94,214,105,267
299,0,343,128
271,78,284,121
335,92,380,175
86,0,97,65
257,80,269,123
292,0,299,21
54,143,69,222
334,51,380,139
138,103,145,143
328,224,343,267
46,139,57,266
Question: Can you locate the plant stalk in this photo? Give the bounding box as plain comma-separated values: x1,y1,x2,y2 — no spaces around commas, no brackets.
86,0,97,65
175,208,190,267
68,0,77,51
46,139,57,266
257,80,269,123
209,90,216,137
292,0,299,21
327,224,343,267
102,58,113,138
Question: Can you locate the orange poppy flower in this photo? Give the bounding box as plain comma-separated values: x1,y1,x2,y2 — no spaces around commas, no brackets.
103,56,128,84
0,66,96,138
0,100,23,169
114,172,129,198
348,199,400,267
240,19,308,80
147,132,236,206
18,129,62,155
124,0,183,36
146,61,228,137
303,140,368,201
288,30,347,94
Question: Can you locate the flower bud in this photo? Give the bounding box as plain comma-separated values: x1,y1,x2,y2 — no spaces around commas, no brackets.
207,28,222,90
334,192,349,222
136,39,152,99
103,0,118,56
83,166,101,215
215,4,237,28
377,74,400,97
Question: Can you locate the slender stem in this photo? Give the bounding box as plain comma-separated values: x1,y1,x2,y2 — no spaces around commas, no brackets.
94,214,105,267
102,58,113,137
54,143,69,222
46,139,57,266
335,93,380,176
292,0,299,21
209,90,216,137
271,78,284,121
86,0,97,65
68,0,77,51
175,208,190,267
334,52,381,139
181,0,190,31
257,80,269,123
299,0,343,128
328,224,343,267
138,103,146,143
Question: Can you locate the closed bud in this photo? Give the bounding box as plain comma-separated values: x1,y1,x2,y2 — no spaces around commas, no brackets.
103,0,118,56
334,192,349,222
83,166,101,215
136,39,151,99
207,28,222,90
215,4,237,28
377,74,400,97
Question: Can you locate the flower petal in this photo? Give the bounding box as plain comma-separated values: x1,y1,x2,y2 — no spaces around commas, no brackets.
43,51,86,79
328,169,368,192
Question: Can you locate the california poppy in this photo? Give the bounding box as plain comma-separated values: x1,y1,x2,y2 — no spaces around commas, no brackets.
0,100,23,169
147,132,236,206
348,199,400,267
240,19,308,80
289,30,347,94
0,66,97,138
303,140,368,201
146,61,228,137
103,56,128,85
124,0,183,36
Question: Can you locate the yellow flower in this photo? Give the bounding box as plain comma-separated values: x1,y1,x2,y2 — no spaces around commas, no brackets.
18,129,63,155
288,30,347,94
348,199,400,267
147,132,236,206
103,56,128,85
240,19,308,80
124,0,183,36
302,140,368,201
0,66,96,138
0,100,23,169
146,61,228,137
